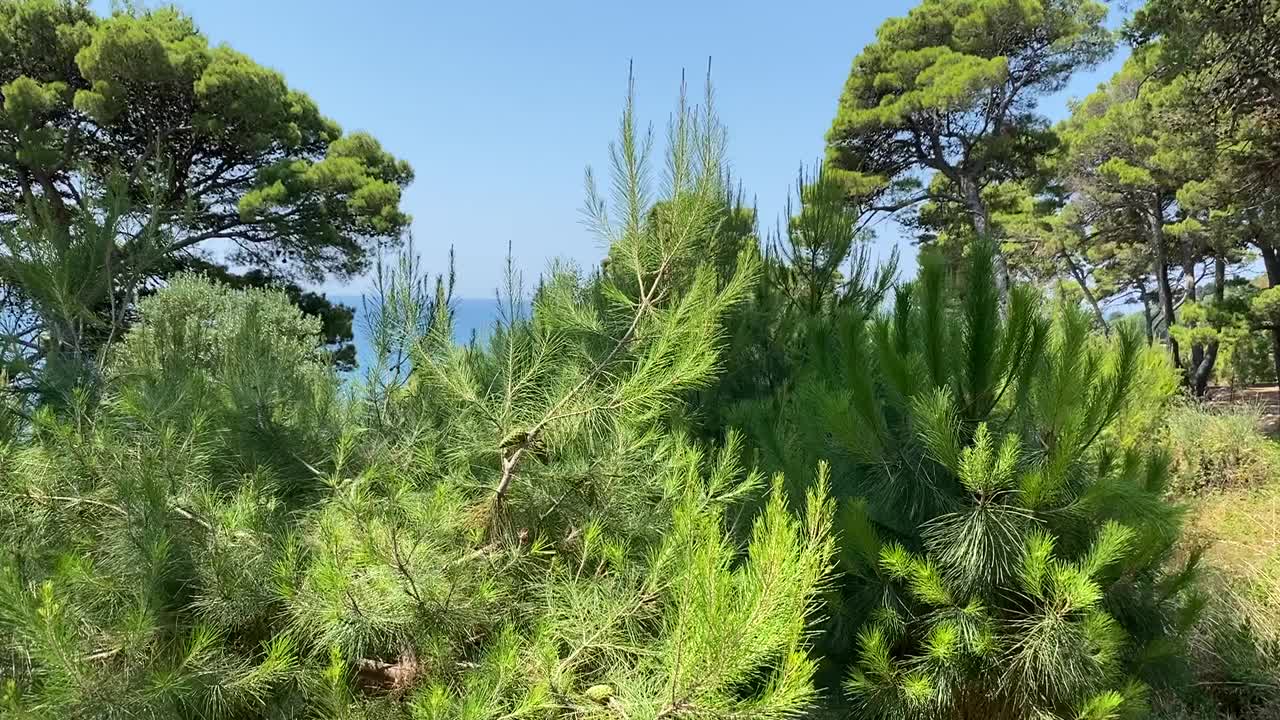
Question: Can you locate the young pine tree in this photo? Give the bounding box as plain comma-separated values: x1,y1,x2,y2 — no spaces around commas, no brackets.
737,243,1201,720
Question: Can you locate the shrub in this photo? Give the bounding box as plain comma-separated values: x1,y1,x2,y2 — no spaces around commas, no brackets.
1165,401,1280,495
1218,328,1277,390
1110,343,1182,453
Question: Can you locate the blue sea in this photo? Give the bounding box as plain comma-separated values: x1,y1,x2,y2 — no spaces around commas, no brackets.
328,295,514,369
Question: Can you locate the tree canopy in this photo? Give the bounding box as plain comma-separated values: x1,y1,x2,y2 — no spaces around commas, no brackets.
0,0,412,275
0,0,412,374
826,0,1113,294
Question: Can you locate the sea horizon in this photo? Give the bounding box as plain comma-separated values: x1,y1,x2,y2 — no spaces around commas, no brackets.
327,295,517,370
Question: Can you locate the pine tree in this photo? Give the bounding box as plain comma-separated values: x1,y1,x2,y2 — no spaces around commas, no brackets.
0,74,837,719
736,243,1202,719
688,162,897,443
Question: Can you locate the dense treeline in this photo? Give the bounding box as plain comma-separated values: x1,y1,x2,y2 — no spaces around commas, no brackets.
822,0,1280,397
1,1,1278,718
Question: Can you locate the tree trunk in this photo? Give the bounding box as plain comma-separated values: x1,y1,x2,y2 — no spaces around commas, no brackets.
1271,329,1280,426
1183,249,1205,388
958,175,1009,302
1065,254,1109,333
1138,277,1154,345
33,168,72,232
1188,255,1224,397
1148,200,1180,367
1259,243,1280,423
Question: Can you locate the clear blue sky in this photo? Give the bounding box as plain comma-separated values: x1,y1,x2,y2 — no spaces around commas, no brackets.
116,0,1128,298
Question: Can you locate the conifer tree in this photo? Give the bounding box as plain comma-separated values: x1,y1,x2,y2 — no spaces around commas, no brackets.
826,0,1113,295
0,74,837,720
0,0,407,379
689,162,896,442
735,243,1201,720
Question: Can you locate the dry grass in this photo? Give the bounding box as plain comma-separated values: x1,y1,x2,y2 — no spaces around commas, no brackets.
1166,399,1280,495
1146,392,1280,718
1179,397,1280,631
1161,428,1280,719
1204,385,1280,437
1189,483,1280,639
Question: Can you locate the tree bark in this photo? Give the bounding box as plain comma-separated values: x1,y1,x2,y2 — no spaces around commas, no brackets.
1064,253,1109,333
958,175,1009,302
32,169,72,233
1138,277,1154,345
1183,248,1204,384
1188,255,1224,397
1260,243,1280,420
1148,199,1180,367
